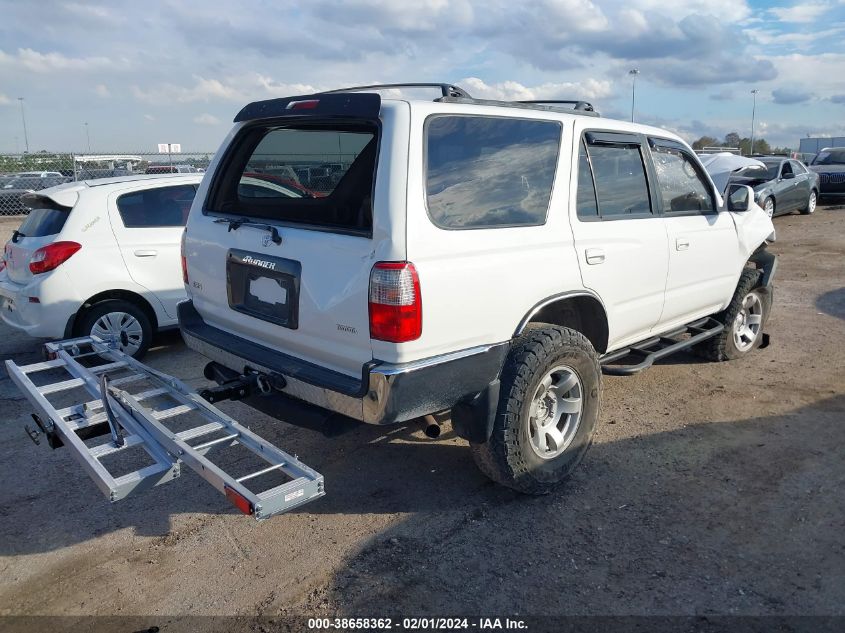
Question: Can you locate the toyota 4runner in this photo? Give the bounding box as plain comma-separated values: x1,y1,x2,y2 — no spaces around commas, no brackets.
179,83,777,494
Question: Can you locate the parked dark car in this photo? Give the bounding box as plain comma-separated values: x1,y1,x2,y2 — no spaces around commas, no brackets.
729,157,819,217
0,176,69,215
808,147,845,200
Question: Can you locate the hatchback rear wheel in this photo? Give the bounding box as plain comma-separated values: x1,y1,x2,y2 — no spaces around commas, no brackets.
76,299,153,359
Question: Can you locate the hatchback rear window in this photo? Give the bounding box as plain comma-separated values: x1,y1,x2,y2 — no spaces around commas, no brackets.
425,115,561,229
17,207,70,237
209,122,378,234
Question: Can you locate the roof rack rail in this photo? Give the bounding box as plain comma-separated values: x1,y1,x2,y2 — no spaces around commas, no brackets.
517,99,595,112
438,96,600,117
321,83,472,98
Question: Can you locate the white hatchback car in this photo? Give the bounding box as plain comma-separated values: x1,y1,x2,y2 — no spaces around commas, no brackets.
0,174,202,358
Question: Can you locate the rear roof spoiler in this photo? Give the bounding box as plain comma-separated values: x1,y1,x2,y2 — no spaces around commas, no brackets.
20,191,77,212
234,92,381,123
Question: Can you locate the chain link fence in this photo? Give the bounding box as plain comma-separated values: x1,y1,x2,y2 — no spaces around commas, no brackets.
0,151,216,216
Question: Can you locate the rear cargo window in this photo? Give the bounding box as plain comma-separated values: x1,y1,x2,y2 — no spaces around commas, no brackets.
209,122,378,234
425,115,561,229
17,207,70,237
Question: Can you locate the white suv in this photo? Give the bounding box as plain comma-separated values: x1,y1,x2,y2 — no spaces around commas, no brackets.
180,84,776,493
0,174,202,358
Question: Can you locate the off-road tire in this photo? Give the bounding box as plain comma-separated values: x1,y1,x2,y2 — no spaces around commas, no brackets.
800,189,817,215
76,299,153,360
698,268,771,362
469,326,601,494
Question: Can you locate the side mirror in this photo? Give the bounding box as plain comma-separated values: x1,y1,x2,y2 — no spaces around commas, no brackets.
726,184,753,212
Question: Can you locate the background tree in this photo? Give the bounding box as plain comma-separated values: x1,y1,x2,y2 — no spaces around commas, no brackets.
692,136,719,150
724,132,741,148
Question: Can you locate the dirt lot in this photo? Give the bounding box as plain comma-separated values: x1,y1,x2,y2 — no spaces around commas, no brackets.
0,205,843,624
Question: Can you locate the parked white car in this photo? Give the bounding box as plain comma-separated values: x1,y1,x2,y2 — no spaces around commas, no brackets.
179,84,777,494
0,174,202,358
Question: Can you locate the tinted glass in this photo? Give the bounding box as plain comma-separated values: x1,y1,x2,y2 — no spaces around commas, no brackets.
760,162,780,180
116,184,196,228
242,129,373,197
781,161,793,177
426,116,561,229
651,146,715,213
576,140,598,218
587,144,651,217
791,160,807,174
17,208,70,237
811,150,845,165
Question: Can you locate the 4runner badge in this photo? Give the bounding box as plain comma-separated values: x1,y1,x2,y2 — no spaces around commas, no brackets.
262,234,272,247
241,256,276,270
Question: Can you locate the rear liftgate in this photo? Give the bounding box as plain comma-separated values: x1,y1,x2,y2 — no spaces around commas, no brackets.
6,336,324,520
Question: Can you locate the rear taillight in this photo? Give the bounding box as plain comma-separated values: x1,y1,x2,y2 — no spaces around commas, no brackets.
29,241,81,275
368,262,422,342
180,229,188,284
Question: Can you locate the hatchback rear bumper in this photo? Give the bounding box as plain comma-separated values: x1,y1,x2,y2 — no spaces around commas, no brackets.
178,300,508,424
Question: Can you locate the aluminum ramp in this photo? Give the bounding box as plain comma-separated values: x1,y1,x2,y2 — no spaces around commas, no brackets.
5,336,324,520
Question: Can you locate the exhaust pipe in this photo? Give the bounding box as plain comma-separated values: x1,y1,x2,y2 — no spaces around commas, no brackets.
422,414,442,439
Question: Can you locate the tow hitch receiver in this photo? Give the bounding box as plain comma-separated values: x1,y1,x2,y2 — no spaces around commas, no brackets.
5,336,324,519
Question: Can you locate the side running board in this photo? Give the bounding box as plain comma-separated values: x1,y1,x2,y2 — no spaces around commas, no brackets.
600,317,725,376
5,336,324,520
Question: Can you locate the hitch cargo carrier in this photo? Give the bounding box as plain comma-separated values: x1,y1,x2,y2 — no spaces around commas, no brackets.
5,336,324,520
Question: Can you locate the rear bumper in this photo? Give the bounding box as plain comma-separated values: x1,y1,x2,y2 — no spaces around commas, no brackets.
178,300,508,424
0,273,74,339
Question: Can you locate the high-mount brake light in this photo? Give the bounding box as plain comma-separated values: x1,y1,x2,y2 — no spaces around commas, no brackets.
368,262,422,343
286,99,320,110
29,241,81,275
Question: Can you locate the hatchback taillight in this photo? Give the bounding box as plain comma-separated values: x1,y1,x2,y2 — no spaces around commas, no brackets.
180,229,188,284
368,262,422,342
29,241,81,274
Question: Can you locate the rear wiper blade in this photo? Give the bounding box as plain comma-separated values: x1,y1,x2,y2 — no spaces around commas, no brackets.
213,217,281,244
11,230,25,243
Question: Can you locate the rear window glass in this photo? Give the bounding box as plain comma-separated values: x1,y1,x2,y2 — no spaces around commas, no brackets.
116,184,196,228
17,207,70,237
210,123,378,233
425,116,561,229
586,144,652,217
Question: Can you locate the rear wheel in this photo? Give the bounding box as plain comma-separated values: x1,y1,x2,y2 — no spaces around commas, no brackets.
698,269,770,361
76,300,153,359
800,190,817,215
469,326,601,494
762,196,775,218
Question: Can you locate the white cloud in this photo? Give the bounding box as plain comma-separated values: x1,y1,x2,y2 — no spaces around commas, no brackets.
770,1,832,23
132,74,317,105
0,47,126,73
143,114,155,121
0,93,10,105
193,113,221,125
94,84,110,98
460,77,614,102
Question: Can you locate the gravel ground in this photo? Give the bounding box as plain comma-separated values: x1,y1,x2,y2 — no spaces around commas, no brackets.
0,206,843,623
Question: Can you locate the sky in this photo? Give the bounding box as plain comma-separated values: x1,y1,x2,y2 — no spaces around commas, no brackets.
1,0,844,153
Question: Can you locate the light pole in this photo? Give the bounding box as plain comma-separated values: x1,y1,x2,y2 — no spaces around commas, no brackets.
750,89,759,156
84,122,91,153
17,97,29,154
629,68,640,122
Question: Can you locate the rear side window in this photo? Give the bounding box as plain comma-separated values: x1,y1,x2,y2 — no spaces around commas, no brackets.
587,144,652,217
116,184,196,228
17,208,70,237
209,122,378,234
425,115,561,229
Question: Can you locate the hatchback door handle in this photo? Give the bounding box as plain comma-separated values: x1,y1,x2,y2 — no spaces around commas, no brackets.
585,248,605,265
675,238,690,251
134,250,157,257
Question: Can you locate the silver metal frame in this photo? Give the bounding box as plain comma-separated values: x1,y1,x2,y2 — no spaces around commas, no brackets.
6,336,325,520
